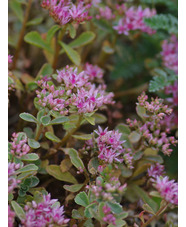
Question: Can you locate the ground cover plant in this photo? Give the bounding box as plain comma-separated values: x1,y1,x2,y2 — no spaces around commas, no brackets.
8,0,178,226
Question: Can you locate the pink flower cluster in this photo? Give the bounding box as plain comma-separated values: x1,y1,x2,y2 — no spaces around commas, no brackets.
87,177,127,202
36,65,114,114
83,62,104,81
147,163,165,179
94,126,125,163
113,5,156,35
22,194,69,226
102,205,116,226
155,176,178,205
161,35,178,74
127,93,177,156
8,205,15,227
8,55,13,64
162,81,178,130
41,0,92,25
96,6,115,20
8,162,21,193
147,164,178,205
36,81,68,115
9,133,30,158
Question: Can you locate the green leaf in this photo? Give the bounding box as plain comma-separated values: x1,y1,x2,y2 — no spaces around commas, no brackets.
116,211,128,220
59,41,81,66
84,219,94,227
26,17,43,26
136,105,147,119
72,134,92,140
108,220,126,227
67,24,76,39
93,113,107,124
46,165,78,184
144,14,178,34
41,115,51,126
9,0,23,22
84,116,95,125
16,164,38,174
75,192,89,207
19,112,37,123
37,109,45,122
50,116,69,125
21,153,39,161
132,163,150,178
143,155,163,164
46,25,61,43
28,139,40,149
115,124,131,135
45,132,61,143
149,191,162,198
24,31,52,52
149,68,177,92
98,202,105,218
72,209,84,219
84,203,97,218
36,63,53,80
69,31,96,48
142,203,155,215
107,202,123,214
88,157,99,175
132,185,158,213
63,184,84,192
11,201,25,220
27,81,38,91
29,176,40,187
67,148,85,169
129,131,141,143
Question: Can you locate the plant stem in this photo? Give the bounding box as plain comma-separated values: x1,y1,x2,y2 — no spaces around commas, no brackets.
52,26,67,71
54,115,83,150
114,83,148,98
141,203,168,227
12,0,32,70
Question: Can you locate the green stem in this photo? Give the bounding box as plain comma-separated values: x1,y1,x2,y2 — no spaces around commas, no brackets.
52,26,67,71
141,202,168,227
12,0,32,70
29,124,43,153
54,115,83,150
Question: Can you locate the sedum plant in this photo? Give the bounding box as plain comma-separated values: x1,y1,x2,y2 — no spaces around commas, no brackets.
8,0,178,226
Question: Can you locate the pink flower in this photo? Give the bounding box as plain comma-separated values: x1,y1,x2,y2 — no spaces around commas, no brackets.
41,0,92,25
114,5,156,35
96,6,115,20
94,126,125,163
8,162,21,193
57,66,89,89
69,2,92,23
8,55,13,64
147,163,165,179
83,63,104,80
9,132,30,158
70,85,114,114
154,176,178,205
36,65,114,115
22,194,69,226
102,205,116,225
127,92,177,156
8,206,15,227
161,35,178,74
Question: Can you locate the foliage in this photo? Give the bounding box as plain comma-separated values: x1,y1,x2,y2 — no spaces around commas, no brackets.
8,0,178,226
